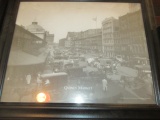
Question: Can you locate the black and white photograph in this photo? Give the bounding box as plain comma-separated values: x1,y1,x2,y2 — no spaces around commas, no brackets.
1,2,155,104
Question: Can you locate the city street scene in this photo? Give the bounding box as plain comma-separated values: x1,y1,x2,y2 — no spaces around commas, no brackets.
1,2,155,104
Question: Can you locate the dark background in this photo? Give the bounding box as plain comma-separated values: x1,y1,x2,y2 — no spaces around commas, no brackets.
0,0,160,119
152,0,160,26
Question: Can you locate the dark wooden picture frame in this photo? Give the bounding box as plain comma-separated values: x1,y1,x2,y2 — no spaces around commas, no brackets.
0,0,160,119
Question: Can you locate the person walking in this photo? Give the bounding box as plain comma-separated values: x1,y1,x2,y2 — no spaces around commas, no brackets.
37,73,42,90
102,78,108,91
26,74,31,85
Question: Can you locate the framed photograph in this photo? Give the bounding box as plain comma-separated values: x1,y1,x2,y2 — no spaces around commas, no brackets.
0,0,160,119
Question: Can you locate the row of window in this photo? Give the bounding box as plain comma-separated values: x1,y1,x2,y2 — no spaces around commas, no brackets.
115,36,145,44
103,39,114,44
104,51,115,58
115,44,147,54
104,46,114,51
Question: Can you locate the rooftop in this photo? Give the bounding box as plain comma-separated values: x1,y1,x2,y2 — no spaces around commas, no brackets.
26,22,45,33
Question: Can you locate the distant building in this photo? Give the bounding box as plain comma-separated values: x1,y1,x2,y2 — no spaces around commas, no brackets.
62,29,102,53
65,29,102,53
26,21,54,46
45,31,54,48
102,17,119,58
26,22,46,40
59,38,66,47
80,29,102,53
65,32,80,49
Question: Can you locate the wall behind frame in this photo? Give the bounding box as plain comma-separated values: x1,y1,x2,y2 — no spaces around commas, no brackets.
0,0,9,68
152,0,160,26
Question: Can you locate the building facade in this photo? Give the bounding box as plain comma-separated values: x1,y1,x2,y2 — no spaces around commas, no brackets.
65,32,79,49
102,17,119,58
26,22,46,40
115,10,148,60
45,31,54,49
59,38,66,47
12,25,46,56
65,29,102,54
26,21,54,46
6,24,48,86
80,29,102,53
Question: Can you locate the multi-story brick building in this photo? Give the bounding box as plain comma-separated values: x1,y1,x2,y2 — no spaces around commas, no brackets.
65,32,80,49
45,31,54,47
115,10,148,60
70,29,102,53
102,17,119,58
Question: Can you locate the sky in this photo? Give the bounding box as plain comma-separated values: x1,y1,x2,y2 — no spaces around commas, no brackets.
16,2,133,43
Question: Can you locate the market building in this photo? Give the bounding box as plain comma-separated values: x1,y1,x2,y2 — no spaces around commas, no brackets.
6,24,48,82
26,21,46,40
26,21,54,47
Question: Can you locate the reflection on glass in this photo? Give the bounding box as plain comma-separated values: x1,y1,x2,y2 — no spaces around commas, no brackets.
74,94,84,103
36,92,47,102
